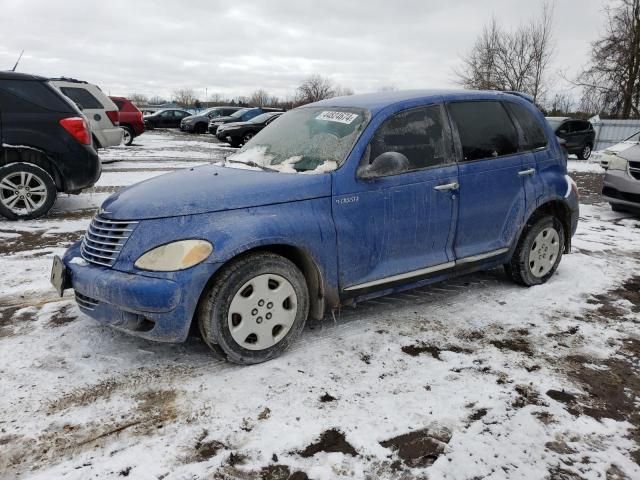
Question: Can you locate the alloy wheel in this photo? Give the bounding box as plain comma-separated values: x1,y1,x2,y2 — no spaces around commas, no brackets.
0,171,48,215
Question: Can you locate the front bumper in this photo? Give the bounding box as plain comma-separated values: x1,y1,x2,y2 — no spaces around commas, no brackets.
180,122,195,132
602,168,640,209
62,241,220,342
208,124,220,134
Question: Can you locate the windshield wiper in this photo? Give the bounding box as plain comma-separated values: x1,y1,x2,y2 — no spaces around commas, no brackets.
224,157,277,172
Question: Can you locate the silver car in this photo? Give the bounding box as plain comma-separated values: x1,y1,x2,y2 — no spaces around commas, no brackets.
602,145,640,213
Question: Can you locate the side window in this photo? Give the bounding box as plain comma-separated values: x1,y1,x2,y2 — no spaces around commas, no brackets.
161,111,172,118
448,101,518,161
368,105,451,172
112,99,124,110
0,80,72,113
242,110,260,121
60,87,103,109
504,102,548,151
208,110,221,118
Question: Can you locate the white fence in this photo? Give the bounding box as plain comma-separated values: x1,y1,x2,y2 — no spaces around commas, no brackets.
592,118,640,151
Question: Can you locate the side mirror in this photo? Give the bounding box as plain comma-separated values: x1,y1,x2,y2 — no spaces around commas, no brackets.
358,152,410,179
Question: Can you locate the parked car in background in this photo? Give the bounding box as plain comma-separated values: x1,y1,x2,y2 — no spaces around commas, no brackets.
0,72,101,220
208,107,284,134
144,109,192,129
546,117,595,160
110,96,145,146
50,78,122,149
602,144,640,214
216,111,283,147
594,131,640,169
55,90,578,364
181,106,243,134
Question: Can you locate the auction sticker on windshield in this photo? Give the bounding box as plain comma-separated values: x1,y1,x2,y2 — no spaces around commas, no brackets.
316,111,359,124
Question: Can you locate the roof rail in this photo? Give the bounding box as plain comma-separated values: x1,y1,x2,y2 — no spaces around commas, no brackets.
48,77,88,84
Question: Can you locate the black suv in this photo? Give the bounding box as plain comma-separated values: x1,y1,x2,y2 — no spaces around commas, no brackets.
208,107,284,134
0,72,101,220
180,106,243,134
546,117,595,160
216,111,283,147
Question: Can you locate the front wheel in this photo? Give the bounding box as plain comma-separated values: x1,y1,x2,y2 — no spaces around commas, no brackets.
0,162,57,220
505,215,565,286
197,252,309,364
577,144,592,160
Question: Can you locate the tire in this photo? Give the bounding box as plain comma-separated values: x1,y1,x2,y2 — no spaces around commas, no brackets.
242,132,255,145
505,215,565,286
195,123,207,134
0,162,57,220
121,126,134,146
611,203,629,213
229,139,242,148
145,121,154,131
197,252,309,364
577,144,592,160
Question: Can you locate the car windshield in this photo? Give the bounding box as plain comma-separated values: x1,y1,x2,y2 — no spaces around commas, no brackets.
250,113,278,123
230,108,250,118
225,106,369,174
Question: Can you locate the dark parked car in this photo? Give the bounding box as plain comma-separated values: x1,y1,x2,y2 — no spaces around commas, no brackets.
180,106,243,134
208,107,284,134
0,71,101,220
55,89,578,364
144,109,192,129
216,111,283,147
110,96,145,145
546,117,595,160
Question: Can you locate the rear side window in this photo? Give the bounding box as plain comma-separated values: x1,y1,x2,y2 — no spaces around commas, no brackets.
0,80,73,113
448,101,518,161
504,102,548,151
241,110,261,121
112,99,125,110
368,105,451,172
60,87,103,109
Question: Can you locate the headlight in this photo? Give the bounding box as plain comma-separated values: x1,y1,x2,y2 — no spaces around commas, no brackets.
608,156,629,171
134,240,213,271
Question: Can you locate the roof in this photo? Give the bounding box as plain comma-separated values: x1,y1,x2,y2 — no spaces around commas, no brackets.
305,89,532,116
0,71,47,81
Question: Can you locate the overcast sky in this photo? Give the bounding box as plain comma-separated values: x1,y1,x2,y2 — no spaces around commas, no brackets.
0,0,610,102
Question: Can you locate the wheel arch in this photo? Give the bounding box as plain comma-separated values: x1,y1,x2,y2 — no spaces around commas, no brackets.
525,199,572,253
0,147,64,191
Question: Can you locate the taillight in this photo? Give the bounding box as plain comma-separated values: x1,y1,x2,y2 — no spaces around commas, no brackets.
106,110,120,126
59,117,91,145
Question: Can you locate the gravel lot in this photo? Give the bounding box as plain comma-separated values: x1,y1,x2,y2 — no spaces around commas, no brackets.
1,131,639,480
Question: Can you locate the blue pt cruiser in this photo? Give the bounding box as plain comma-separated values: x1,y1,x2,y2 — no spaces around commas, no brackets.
51,90,579,364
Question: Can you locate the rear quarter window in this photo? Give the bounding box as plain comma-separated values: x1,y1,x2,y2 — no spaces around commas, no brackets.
0,80,74,113
504,102,548,151
448,101,519,161
60,87,103,109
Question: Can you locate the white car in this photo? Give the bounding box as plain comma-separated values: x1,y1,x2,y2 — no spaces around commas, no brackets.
594,131,640,168
50,78,123,149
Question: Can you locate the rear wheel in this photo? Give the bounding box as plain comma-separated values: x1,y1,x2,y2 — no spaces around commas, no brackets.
197,252,309,364
121,126,134,146
505,215,564,286
242,132,255,145
577,144,592,160
195,123,207,134
0,162,57,220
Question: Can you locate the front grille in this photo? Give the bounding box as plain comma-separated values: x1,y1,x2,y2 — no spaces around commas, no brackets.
76,292,99,311
80,216,138,267
629,161,640,180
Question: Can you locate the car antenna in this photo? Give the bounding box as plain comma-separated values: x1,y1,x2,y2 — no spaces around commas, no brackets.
10,50,24,71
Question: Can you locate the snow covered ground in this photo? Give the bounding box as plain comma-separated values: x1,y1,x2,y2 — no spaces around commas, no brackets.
1,131,639,480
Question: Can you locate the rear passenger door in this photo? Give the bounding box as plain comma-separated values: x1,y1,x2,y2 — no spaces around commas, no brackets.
447,101,526,261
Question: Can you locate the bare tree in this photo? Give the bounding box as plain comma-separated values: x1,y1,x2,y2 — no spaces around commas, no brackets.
128,93,148,105
575,0,640,118
172,88,198,108
249,89,273,106
333,85,355,97
546,92,575,116
296,74,335,104
148,95,167,105
454,3,554,102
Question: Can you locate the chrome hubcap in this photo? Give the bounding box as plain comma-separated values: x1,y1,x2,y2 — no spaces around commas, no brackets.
0,171,47,214
528,227,560,278
583,146,591,158
228,273,297,350
122,129,132,144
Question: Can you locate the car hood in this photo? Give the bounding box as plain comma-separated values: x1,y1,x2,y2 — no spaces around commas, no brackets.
210,115,239,124
100,164,332,220
182,114,205,122
219,120,257,129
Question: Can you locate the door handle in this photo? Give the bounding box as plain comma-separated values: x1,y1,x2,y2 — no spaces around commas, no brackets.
434,182,459,191
518,168,536,177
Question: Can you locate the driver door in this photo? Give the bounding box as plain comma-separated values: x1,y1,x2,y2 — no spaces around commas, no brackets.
333,104,459,292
